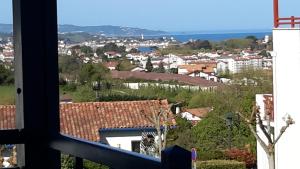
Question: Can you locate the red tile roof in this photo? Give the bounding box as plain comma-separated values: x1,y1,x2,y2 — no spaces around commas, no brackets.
184,107,212,118
0,100,173,142
111,71,222,87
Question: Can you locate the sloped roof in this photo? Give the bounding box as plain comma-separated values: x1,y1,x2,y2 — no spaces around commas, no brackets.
184,107,212,118
0,100,173,142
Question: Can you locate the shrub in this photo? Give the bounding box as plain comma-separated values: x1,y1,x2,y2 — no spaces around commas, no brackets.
197,160,246,169
225,148,256,168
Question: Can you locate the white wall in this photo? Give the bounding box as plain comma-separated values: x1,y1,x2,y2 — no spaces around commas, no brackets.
256,94,273,169
100,131,143,152
273,29,300,169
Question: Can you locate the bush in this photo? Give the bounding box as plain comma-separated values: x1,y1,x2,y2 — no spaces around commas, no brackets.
225,148,256,168
197,160,246,169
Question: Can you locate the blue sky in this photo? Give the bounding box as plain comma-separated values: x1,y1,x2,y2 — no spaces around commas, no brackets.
1,0,300,32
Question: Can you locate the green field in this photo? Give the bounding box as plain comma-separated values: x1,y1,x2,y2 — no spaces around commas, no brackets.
0,85,15,105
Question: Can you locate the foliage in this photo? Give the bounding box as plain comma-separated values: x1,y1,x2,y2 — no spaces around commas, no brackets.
116,60,135,71
83,160,109,169
81,45,93,54
129,48,139,53
197,160,246,169
78,63,110,84
0,64,14,85
145,56,153,72
185,40,212,50
169,68,178,74
220,39,253,50
59,55,81,81
167,117,196,150
61,155,74,169
0,85,15,105
73,85,96,102
245,36,258,42
61,155,108,169
155,62,165,73
61,83,77,92
225,148,256,168
103,43,125,54
258,50,271,58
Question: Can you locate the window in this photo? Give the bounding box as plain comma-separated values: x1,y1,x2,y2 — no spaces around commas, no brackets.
131,141,141,153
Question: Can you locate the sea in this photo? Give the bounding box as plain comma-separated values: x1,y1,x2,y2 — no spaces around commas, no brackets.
144,32,272,43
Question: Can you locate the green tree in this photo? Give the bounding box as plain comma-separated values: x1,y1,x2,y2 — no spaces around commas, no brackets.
116,60,135,71
59,55,81,81
167,117,195,150
145,56,153,72
245,36,258,42
0,64,14,85
80,45,93,54
103,43,125,53
156,62,165,73
186,40,212,50
73,85,96,102
78,63,110,84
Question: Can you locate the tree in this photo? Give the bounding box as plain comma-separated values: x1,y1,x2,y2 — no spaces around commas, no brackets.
156,62,165,73
0,64,14,85
59,55,81,81
141,100,170,157
185,40,212,50
116,60,135,71
167,117,196,150
245,36,258,42
237,106,294,169
78,63,110,84
145,56,153,72
81,45,93,54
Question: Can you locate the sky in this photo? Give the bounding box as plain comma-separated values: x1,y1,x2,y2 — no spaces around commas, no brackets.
1,0,300,32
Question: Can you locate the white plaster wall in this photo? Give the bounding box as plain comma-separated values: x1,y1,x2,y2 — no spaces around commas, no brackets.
256,94,273,169
106,136,142,151
273,29,300,169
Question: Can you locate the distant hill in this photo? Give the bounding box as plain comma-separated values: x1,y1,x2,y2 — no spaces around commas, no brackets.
0,23,168,36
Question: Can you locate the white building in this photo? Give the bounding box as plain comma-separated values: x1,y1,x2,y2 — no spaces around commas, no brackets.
256,3,300,168
272,28,300,169
218,56,263,73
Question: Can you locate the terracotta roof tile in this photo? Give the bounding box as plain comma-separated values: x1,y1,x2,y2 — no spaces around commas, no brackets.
0,100,173,142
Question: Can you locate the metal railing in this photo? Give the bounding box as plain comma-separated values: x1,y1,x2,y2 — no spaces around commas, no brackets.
276,16,300,28
273,0,300,28
0,130,191,169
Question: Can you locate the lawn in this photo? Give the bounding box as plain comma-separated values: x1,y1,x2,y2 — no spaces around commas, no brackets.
0,85,15,105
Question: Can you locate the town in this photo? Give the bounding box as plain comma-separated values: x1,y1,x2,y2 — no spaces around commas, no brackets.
1,0,299,168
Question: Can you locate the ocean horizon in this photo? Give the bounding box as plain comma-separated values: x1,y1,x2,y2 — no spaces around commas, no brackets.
144,32,272,42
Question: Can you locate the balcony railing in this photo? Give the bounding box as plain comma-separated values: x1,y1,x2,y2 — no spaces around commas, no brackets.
1,131,190,169
0,1,190,169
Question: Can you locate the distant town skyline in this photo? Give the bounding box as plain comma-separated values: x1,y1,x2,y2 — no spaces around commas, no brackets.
1,0,300,32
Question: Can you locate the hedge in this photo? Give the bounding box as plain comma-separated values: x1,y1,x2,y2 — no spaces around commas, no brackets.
197,160,246,169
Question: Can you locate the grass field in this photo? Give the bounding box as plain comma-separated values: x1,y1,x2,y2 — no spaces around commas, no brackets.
0,85,15,105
